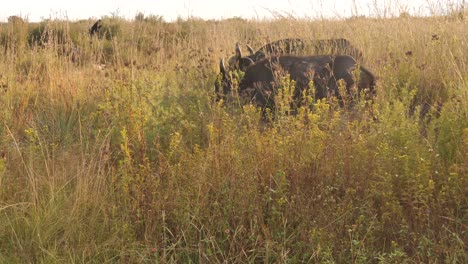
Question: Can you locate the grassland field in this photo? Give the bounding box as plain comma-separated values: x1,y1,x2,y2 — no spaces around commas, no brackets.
0,12,467,263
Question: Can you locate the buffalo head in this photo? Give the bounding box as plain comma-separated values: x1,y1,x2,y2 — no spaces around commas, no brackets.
227,42,256,72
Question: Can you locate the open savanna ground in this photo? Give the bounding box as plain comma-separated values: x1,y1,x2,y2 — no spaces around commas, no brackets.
0,13,467,263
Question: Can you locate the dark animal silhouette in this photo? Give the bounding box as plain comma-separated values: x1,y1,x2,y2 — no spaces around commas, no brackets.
216,55,375,110
228,38,363,72
89,20,102,36
256,38,362,60
255,38,305,57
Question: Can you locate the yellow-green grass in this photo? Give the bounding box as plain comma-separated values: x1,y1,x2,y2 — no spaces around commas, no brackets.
0,13,466,263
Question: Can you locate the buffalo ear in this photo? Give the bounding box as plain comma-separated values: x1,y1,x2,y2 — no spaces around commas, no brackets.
235,42,242,60
219,58,226,75
246,45,254,55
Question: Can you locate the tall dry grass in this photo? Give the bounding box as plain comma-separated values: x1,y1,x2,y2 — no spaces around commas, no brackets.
0,11,466,263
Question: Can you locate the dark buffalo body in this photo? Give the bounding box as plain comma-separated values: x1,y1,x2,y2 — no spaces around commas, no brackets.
228,38,363,72
89,20,103,36
254,38,363,61
313,38,363,60
252,38,305,60
217,55,375,110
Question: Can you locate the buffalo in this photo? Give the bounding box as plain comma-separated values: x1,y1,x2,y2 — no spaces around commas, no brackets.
228,38,363,72
254,38,305,57
89,19,103,36
216,54,376,111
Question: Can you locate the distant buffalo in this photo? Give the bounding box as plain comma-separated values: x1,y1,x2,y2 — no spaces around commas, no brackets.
228,38,363,72
89,19,103,36
216,54,375,111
